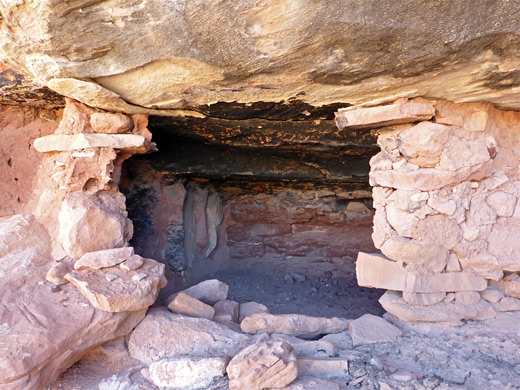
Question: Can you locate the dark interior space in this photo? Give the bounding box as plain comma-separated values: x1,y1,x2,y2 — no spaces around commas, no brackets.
120,102,385,318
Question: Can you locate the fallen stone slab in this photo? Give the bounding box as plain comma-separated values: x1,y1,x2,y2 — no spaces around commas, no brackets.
349,314,403,346
33,133,149,153
227,341,298,390
168,279,229,306
74,247,134,270
128,308,250,363
297,356,349,378
241,313,350,339
65,257,166,312
213,300,239,323
149,356,229,390
239,301,269,322
335,102,434,130
379,291,497,325
168,292,215,320
0,214,147,390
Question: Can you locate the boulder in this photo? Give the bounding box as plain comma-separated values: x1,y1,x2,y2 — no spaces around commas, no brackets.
239,301,269,322
0,214,146,390
128,308,250,364
58,191,133,259
227,341,298,390
74,247,134,270
149,356,229,390
168,292,215,320
349,314,403,346
65,257,166,312
168,279,229,306
241,313,350,339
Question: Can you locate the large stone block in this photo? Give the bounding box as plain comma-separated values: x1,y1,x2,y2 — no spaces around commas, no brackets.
380,236,448,272
58,191,133,259
335,102,434,130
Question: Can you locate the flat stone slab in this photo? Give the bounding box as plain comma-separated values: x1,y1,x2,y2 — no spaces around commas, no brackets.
74,247,134,270
356,252,487,293
241,313,350,339
335,102,434,130
168,292,215,320
349,314,403,346
34,133,148,153
65,257,166,313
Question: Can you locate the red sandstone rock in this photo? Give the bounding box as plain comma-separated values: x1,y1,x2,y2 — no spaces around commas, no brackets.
65,257,166,312
58,191,133,259
227,341,298,390
74,247,134,270
168,292,215,320
128,308,250,364
241,313,350,339
0,214,146,390
335,102,435,130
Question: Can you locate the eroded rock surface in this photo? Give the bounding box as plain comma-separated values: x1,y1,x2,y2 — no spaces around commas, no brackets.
0,214,146,390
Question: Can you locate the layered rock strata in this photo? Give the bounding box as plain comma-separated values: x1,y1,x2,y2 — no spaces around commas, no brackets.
355,100,520,323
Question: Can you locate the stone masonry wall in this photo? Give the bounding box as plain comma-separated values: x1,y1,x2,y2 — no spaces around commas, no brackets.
355,100,520,323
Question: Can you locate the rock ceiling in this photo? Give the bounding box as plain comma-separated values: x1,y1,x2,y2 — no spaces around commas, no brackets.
0,0,519,115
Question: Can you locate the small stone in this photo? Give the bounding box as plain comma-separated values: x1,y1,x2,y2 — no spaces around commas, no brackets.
46,261,72,285
390,371,415,381
290,272,306,282
480,287,503,303
120,255,145,271
227,341,298,390
168,292,215,320
74,247,134,270
239,301,269,323
310,287,318,293
241,313,350,339
132,272,148,281
498,297,520,312
297,357,349,379
284,273,295,283
349,314,402,346
168,279,229,305
490,279,520,299
213,300,239,323
455,291,481,305
445,253,461,272
149,356,229,390
105,273,118,282
346,201,370,215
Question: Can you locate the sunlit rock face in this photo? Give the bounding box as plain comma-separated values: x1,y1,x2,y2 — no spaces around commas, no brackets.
0,1,520,112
